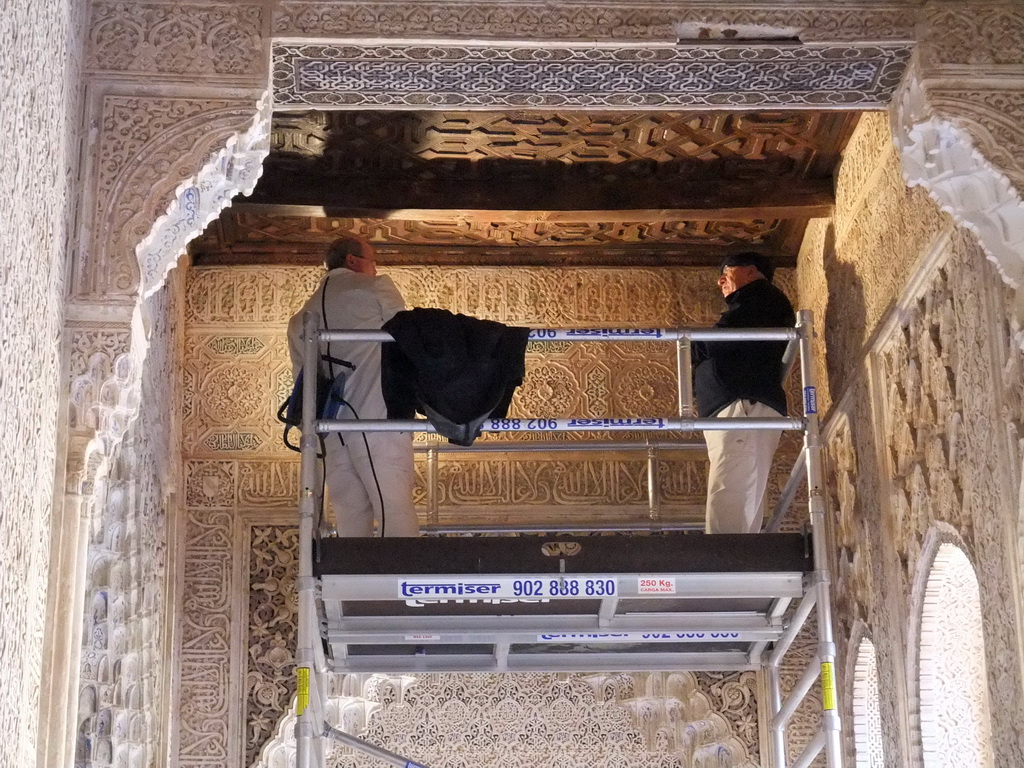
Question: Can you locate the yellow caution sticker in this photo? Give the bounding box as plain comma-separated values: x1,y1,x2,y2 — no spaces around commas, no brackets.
821,661,837,711
297,667,310,716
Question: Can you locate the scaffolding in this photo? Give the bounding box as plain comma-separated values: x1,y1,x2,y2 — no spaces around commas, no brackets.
295,310,842,768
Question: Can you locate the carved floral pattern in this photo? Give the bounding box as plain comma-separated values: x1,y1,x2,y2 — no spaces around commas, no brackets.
87,2,264,77
0,0,85,758
246,526,299,767
274,3,916,43
331,672,757,768
922,6,1024,68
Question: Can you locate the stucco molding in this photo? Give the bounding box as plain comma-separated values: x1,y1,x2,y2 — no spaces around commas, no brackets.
75,91,267,298
894,71,1024,347
273,2,918,43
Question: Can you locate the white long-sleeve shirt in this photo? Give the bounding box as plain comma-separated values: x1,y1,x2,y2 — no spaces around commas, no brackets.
287,268,406,420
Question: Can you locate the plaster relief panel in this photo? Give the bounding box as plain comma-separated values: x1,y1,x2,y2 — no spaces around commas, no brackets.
273,3,916,43
178,509,237,768
921,5,1024,69
272,42,910,111
76,95,261,298
1,0,84,758
86,1,265,80
873,231,1024,764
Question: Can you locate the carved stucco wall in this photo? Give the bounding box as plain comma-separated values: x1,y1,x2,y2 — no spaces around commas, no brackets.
0,0,85,764
327,672,759,767
43,2,272,766
803,114,1024,766
33,3,1024,768
182,265,800,529
179,265,801,766
76,278,183,768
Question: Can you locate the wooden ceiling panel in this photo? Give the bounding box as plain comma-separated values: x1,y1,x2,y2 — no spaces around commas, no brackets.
192,109,856,267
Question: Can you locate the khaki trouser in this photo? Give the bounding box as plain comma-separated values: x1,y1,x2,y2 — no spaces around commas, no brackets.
322,430,419,537
703,399,783,534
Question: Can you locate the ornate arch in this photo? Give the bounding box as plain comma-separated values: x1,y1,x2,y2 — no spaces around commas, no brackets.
79,95,269,296
843,621,885,768
906,524,994,768
64,92,270,768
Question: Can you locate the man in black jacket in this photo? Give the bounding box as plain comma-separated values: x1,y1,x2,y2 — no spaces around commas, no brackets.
693,252,795,533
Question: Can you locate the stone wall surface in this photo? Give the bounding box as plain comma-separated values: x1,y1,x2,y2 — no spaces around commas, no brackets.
803,113,1024,766
0,0,84,764
22,2,1024,768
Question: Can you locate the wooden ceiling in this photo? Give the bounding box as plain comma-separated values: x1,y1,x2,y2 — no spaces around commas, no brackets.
190,110,858,267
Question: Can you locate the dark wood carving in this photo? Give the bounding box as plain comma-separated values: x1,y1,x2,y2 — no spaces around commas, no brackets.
192,109,858,266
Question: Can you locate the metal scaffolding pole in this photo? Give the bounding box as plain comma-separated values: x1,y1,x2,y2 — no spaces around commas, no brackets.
296,311,321,768
796,309,843,768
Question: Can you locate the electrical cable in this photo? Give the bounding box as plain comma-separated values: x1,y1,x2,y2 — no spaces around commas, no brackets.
320,274,388,537
334,397,387,537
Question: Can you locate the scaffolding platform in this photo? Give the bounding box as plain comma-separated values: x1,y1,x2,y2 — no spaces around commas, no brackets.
316,533,810,673
294,312,844,768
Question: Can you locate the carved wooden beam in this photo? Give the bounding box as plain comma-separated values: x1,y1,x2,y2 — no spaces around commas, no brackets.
236,194,830,223
191,240,800,268
245,178,834,220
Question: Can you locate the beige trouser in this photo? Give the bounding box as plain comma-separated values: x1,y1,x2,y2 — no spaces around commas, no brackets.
322,430,419,537
703,399,783,534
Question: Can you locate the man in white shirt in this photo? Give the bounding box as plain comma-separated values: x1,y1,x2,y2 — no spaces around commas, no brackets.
287,237,419,537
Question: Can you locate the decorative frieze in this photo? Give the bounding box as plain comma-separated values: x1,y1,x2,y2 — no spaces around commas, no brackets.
86,1,265,80
178,509,237,767
272,42,912,110
921,4,1024,70
273,3,917,43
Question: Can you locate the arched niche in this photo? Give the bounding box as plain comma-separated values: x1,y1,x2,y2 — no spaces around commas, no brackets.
911,534,994,768
850,634,885,768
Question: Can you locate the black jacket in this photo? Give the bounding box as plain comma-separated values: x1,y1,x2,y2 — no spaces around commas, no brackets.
692,279,796,418
381,308,531,445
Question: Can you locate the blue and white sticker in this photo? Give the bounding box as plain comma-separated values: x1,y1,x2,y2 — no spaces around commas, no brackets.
803,386,817,415
399,577,617,600
536,632,741,642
